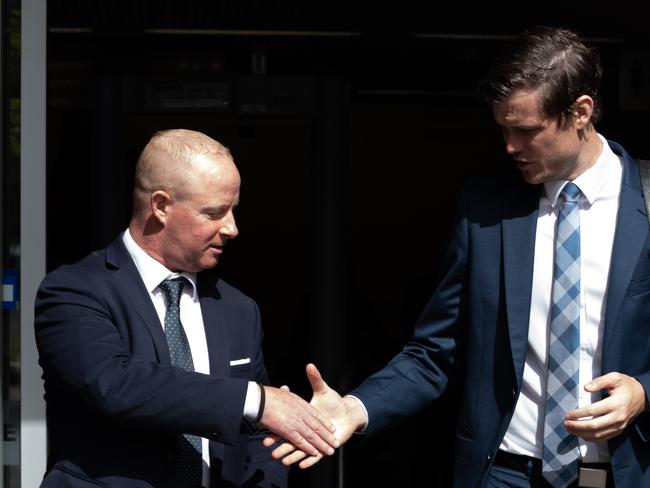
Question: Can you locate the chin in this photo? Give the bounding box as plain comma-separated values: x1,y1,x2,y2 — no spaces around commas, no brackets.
521,174,538,185
199,258,219,270
521,171,547,185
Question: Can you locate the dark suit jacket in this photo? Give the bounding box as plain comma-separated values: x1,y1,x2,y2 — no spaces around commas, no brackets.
35,234,288,487
350,140,650,487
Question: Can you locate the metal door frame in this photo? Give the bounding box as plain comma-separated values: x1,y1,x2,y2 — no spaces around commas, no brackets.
20,0,47,486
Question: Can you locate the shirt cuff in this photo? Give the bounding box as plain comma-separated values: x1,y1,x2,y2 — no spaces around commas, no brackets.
344,394,369,432
243,381,261,421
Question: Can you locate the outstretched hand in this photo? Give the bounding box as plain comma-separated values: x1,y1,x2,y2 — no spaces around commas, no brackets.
263,363,367,468
259,383,339,458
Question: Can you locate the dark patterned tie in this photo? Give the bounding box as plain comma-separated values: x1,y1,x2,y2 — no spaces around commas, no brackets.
159,277,203,488
543,182,582,488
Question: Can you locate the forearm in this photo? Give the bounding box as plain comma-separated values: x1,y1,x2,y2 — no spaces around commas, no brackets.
36,275,249,442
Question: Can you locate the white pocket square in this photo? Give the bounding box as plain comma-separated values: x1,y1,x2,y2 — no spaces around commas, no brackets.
230,358,251,366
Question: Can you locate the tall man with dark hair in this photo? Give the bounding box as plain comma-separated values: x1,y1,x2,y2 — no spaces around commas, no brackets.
35,129,338,488
270,26,650,488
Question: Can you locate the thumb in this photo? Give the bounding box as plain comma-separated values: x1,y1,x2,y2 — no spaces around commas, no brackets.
306,363,329,395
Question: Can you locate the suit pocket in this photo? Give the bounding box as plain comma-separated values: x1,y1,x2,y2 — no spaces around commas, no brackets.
229,362,252,378
454,424,474,464
627,276,650,297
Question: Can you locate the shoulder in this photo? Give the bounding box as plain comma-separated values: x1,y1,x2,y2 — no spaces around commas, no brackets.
34,247,119,320
36,235,133,306
40,247,109,289
462,164,528,197
606,139,637,161
216,277,255,304
198,273,264,336
41,234,129,289
457,165,536,218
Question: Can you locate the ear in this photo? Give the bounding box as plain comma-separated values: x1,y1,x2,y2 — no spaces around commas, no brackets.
150,190,172,225
572,95,594,129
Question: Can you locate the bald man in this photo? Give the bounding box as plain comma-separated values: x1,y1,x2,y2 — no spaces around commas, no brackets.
34,129,337,488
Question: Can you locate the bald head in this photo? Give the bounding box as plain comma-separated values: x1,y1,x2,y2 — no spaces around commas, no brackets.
129,129,241,271
132,129,234,218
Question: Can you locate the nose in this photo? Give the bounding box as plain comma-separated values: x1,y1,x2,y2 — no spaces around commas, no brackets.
502,129,520,155
219,213,239,239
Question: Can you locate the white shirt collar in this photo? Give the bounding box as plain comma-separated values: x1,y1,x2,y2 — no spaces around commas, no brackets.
544,134,616,208
122,228,198,298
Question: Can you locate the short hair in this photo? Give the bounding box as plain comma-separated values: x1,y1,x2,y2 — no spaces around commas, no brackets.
132,129,233,216
478,26,603,125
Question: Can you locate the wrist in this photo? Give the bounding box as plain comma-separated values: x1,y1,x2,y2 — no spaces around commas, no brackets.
632,376,649,413
254,383,266,423
343,395,369,432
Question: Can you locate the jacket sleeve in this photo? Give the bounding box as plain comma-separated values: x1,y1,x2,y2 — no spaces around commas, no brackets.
634,371,650,442
349,184,471,435
35,266,249,446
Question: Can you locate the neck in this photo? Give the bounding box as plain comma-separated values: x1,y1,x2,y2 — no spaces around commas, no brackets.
569,125,603,180
128,221,170,269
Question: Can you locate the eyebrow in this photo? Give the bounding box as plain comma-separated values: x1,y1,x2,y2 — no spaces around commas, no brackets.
201,205,227,213
498,121,544,130
202,201,238,213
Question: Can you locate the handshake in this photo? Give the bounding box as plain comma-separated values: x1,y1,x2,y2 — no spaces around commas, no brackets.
257,363,368,468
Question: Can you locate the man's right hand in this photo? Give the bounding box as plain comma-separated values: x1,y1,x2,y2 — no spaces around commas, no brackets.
259,384,339,458
263,363,367,468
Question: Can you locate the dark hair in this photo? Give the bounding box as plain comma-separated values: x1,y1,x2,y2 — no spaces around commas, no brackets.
478,26,603,125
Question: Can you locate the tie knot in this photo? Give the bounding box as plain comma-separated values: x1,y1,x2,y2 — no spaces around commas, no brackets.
561,182,581,202
159,277,187,307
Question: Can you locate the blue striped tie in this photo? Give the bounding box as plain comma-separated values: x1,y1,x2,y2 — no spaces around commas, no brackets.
160,278,203,488
543,182,582,488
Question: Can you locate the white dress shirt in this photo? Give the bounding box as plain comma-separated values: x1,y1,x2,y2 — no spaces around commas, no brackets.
501,134,622,463
123,229,261,487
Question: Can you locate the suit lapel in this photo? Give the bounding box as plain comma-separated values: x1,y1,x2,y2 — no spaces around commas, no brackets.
197,273,230,377
105,235,171,364
502,182,540,386
602,143,648,364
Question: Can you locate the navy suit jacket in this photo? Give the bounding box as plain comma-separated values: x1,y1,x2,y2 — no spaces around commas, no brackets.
35,234,288,487
350,140,650,487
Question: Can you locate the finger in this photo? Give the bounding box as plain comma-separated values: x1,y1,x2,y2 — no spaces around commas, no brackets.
567,424,619,442
565,419,599,434
306,363,329,395
271,442,297,459
263,435,281,448
298,421,337,454
304,407,338,440
590,428,622,441
565,408,619,434
286,434,319,457
299,453,324,469
280,385,291,392
302,402,337,435
285,430,331,457
566,398,612,420
585,372,621,392
281,449,310,466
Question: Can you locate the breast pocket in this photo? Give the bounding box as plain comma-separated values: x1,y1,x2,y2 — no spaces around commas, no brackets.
229,357,252,378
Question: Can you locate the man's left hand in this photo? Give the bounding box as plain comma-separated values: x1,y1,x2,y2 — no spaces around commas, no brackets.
564,372,648,442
